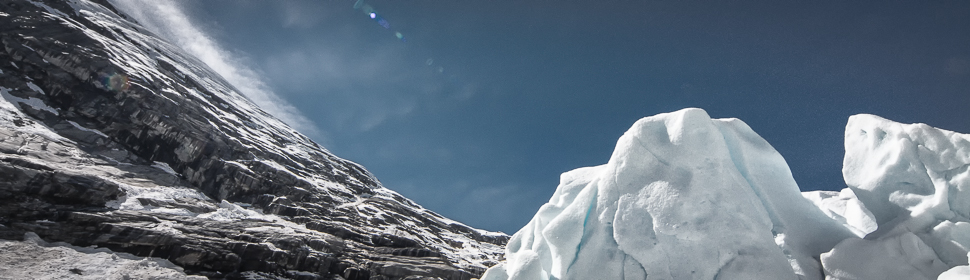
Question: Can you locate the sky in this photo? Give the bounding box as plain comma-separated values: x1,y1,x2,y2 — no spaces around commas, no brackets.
112,0,970,234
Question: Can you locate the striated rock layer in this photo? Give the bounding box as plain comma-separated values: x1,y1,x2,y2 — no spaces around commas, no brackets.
0,0,506,279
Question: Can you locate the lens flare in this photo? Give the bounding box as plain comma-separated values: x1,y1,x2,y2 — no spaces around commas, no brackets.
354,1,402,38
100,72,130,92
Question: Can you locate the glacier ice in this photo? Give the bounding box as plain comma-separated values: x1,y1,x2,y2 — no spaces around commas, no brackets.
940,254,970,280
802,188,878,237
821,114,970,280
481,108,970,280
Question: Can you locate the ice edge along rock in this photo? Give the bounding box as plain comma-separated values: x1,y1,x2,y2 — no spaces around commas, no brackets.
483,108,970,280
0,0,506,279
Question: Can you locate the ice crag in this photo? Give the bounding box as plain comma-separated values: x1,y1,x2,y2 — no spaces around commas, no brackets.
821,114,970,280
481,108,970,280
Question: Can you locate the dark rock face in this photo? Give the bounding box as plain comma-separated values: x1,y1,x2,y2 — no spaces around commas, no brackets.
0,0,507,279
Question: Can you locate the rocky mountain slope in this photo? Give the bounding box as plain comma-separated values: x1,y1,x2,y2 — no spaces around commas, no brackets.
0,0,506,279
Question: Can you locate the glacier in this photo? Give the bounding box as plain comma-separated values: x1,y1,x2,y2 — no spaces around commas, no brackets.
481,108,970,280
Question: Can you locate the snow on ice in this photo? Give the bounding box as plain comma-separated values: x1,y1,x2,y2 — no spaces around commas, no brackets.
481,108,970,280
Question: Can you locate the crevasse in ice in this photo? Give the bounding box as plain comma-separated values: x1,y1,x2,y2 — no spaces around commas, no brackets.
481,108,970,280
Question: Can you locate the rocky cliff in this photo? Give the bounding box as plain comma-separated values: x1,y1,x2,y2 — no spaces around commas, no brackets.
0,0,507,279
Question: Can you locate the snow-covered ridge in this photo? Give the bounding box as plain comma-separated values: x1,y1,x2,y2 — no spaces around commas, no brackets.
1,0,506,278
59,0,502,248
0,232,206,279
482,108,970,280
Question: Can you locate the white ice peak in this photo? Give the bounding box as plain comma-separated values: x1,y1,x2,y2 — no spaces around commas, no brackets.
481,108,970,280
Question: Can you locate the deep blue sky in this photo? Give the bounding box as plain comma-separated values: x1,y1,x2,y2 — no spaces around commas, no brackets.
163,0,969,234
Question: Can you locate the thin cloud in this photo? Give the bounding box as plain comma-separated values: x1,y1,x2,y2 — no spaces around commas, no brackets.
393,179,541,234
106,0,322,139
279,1,327,29
261,48,421,132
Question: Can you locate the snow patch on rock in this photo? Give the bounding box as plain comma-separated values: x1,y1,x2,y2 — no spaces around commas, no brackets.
1,85,59,116
0,232,205,279
67,120,109,138
152,161,178,176
0,87,71,144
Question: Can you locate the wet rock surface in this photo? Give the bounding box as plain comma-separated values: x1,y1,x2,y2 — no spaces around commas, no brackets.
0,0,507,279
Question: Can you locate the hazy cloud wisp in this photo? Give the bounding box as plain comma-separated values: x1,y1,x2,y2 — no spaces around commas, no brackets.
106,0,322,139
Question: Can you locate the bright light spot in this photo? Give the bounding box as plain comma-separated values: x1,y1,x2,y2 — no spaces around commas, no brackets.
370,12,376,19
101,72,130,92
